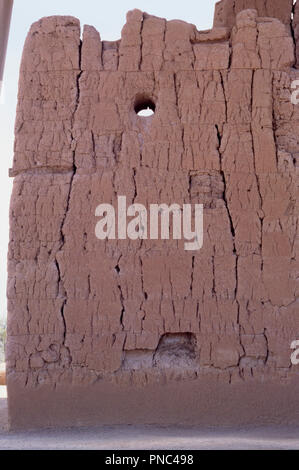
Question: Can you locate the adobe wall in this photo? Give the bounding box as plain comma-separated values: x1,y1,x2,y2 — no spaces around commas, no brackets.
213,0,294,28
6,0,299,429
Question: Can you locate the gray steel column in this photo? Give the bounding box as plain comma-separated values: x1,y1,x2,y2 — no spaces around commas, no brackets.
0,0,13,95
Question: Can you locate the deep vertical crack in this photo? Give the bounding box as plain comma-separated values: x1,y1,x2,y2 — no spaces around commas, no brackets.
55,38,82,348
291,1,297,63
115,255,125,330
263,328,269,364
215,124,236,239
118,284,125,331
215,121,243,365
190,255,195,297
139,13,144,71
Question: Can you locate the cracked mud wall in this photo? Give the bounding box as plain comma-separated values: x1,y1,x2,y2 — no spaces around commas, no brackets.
6,1,299,429
214,0,294,28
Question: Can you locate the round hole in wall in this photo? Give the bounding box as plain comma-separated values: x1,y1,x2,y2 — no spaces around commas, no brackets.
134,95,156,117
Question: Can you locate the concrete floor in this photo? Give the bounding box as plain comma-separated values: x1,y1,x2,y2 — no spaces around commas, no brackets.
1,386,299,450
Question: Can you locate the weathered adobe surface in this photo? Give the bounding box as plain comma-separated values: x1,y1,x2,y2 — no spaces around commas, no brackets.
6,0,299,429
214,0,294,28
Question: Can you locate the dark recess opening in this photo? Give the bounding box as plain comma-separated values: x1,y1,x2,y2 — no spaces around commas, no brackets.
134,95,156,116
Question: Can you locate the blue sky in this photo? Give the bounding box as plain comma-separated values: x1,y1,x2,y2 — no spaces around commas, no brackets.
0,0,218,321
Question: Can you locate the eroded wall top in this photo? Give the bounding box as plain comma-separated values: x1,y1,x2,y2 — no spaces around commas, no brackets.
214,0,294,28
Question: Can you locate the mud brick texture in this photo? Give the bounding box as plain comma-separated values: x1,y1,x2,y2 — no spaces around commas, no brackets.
6,1,299,429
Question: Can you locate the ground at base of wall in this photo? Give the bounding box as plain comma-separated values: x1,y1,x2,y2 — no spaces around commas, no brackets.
0,386,298,450
0,386,8,432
